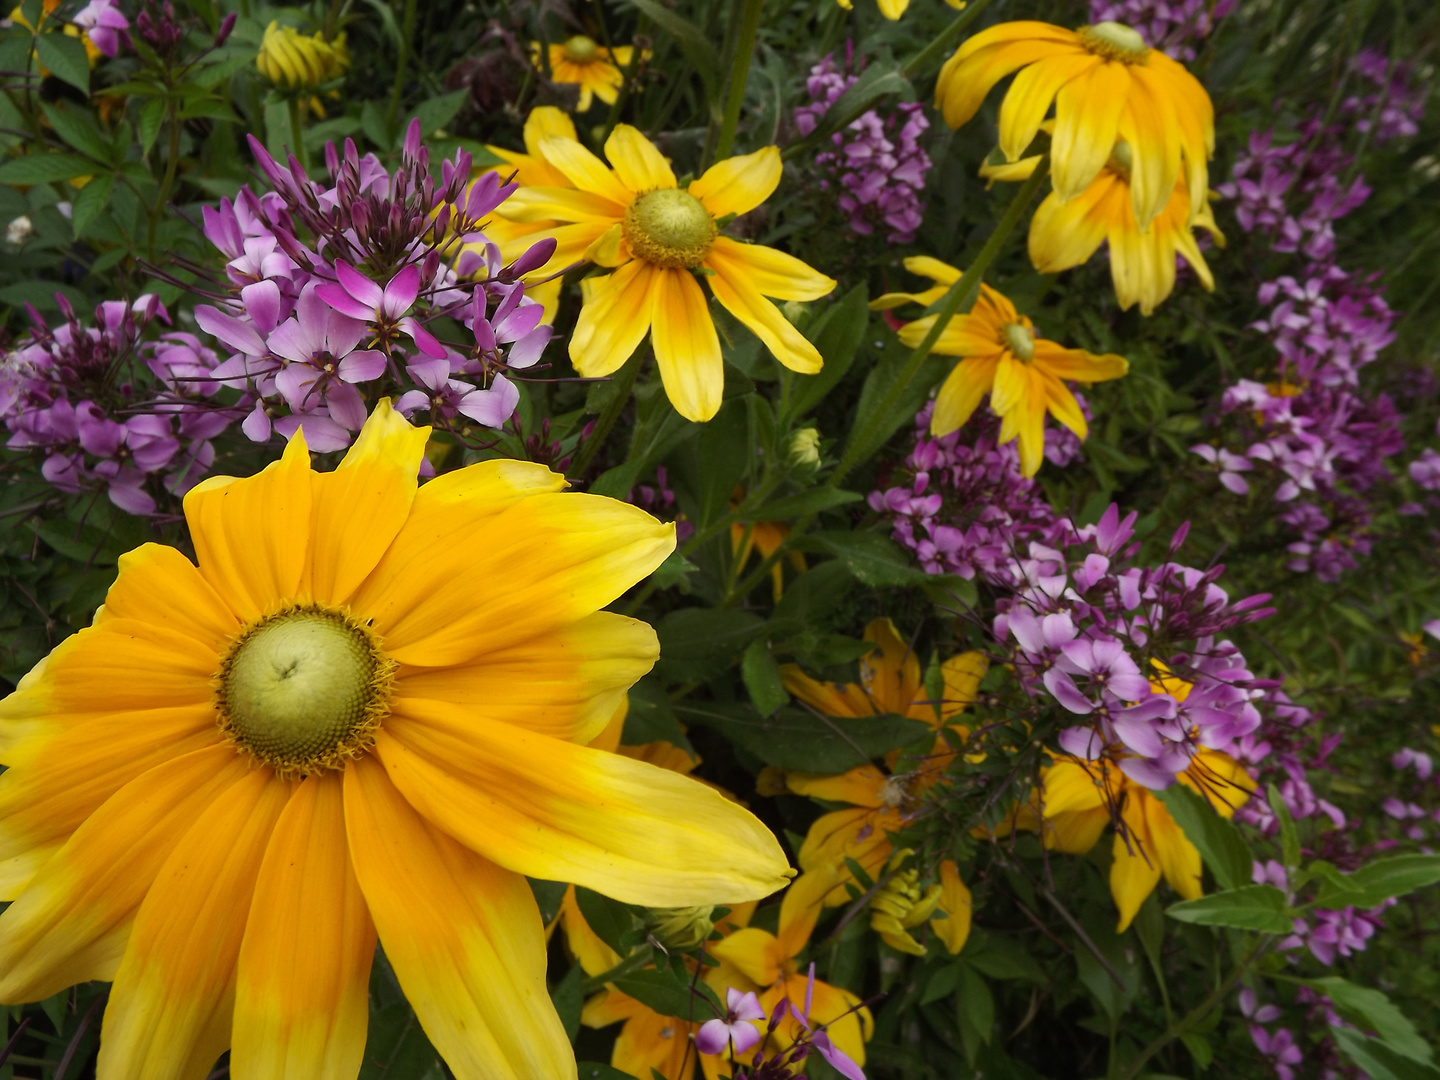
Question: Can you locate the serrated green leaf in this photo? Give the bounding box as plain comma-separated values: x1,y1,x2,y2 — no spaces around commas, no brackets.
0,153,94,185
784,286,871,423
35,33,89,93
610,968,712,1021
1155,782,1253,891
1165,885,1291,932
1331,1028,1440,1080
1316,854,1440,910
414,90,468,137
622,679,695,754
39,103,111,163
1306,977,1433,1064
655,608,765,682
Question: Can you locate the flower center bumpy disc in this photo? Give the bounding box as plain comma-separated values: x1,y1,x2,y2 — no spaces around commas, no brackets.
1004,322,1036,361
623,189,718,270
1077,21,1150,64
217,606,395,776
562,35,600,63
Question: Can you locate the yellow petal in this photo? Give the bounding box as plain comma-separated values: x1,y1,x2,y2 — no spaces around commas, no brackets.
495,220,615,278
536,135,634,207
1050,60,1129,204
709,237,836,302
497,185,625,224
777,866,840,958
557,884,622,977
1028,181,1114,273
1110,806,1160,933
184,430,313,623
939,652,987,722
523,105,578,152
784,765,889,809
97,768,291,1080
611,1001,696,1079
97,543,240,653
989,353,1027,417
936,36,1078,131
232,775,375,1080
1040,371,1088,438
1116,73,1181,230
1145,792,1204,902
898,312,1004,358
705,246,824,374
1047,808,1110,854
585,222,627,267
931,355,1000,436
307,399,430,607
931,860,972,954
355,492,674,668
780,665,877,718
1033,341,1128,383
580,987,641,1028
376,702,792,906
394,612,657,745
710,926,784,986
999,53,1097,162
860,617,923,716
343,756,575,1080
651,267,724,422
604,124,677,192
0,745,245,1003
570,260,662,377
689,146,781,219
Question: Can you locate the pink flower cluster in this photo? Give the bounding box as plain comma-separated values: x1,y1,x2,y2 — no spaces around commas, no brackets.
868,405,1075,586
1382,748,1438,845
1342,48,1428,144
193,120,553,452
1087,0,1236,61
994,507,1278,791
1,295,231,514
793,51,932,245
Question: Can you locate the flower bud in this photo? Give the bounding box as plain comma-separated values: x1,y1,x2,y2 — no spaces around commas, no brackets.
788,427,821,468
644,905,714,951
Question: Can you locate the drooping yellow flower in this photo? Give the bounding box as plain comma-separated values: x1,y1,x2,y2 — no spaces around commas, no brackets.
496,126,837,422
535,37,636,113
836,0,964,22
935,20,1214,228
256,20,349,91
0,401,791,1079
998,749,1254,931
867,850,944,955
982,143,1224,316
583,989,700,1080
872,258,1128,475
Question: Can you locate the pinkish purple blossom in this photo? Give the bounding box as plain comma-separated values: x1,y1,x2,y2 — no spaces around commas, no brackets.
1341,48,1428,144
1250,1025,1303,1080
73,0,129,57
696,988,765,1055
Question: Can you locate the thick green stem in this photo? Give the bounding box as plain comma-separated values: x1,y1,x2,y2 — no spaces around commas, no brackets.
712,0,764,163
570,352,644,479
387,0,418,128
287,96,307,170
901,0,998,78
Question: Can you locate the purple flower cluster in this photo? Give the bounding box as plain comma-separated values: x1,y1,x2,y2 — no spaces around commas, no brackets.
1341,48,1428,145
868,404,1074,586
1,296,231,515
793,51,931,245
193,119,553,452
1086,0,1236,61
994,507,1278,791
1252,860,1387,965
1382,748,1438,845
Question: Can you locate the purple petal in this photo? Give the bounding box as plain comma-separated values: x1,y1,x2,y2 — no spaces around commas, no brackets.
194,304,266,357
1111,716,1163,758
1058,725,1103,760
334,260,385,310
315,282,375,321
695,1019,732,1056
1108,673,1157,701
813,1031,867,1080
1042,669,1094,714
327,383,368,430
240,279,283,335
401,317,447,359
1117,756,1177,791
338,349,387,383
382,264,421,317
455,375,518,428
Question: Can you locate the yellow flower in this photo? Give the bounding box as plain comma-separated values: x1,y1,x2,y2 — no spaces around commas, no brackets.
497,126,837,421
731,500,807,602
535,37,636,112
256,20,349,91
708,869,873,1075
868,851,944,955
935,20,1214,228
835,0,965,21
983,143,1224,316
872,257,1128,476
583,989,700,1080
0,401,791,1078
999,750,1254,931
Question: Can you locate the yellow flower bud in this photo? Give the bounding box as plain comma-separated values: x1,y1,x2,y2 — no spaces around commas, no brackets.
788,427,822,469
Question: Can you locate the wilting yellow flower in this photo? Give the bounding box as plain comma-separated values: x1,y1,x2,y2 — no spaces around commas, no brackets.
584,989,700,1080
256,20,349,91
0,401,790,1078
936,20,1213,228
836,0,964,22
997,750,1254,931
872,257,1128,476
868,851,944,955
708,870,872,1074
497,126,837,421
983,143,1224,316
535,36,636,112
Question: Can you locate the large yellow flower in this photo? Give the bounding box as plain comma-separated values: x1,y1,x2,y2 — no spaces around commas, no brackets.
535,36,636,112
935,20,1214,228
497,126,837,422
872,258,1128,476
983,144,1224,316
0,402,790,1080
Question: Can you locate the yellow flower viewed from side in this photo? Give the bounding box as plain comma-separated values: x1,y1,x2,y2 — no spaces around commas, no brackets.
256,20,349,91
836,0,965,22
0,401,792,1079
536,36,636,112
497,126,837,422
983,143,1225,316
935,20,1214,228
872,257,1128,476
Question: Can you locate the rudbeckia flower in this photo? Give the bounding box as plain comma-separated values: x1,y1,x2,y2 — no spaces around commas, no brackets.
982,143,1225,315
872,258,1128,476
0,401,790,1079
534,36,637,112
935,19,1214,228
496,126,837,422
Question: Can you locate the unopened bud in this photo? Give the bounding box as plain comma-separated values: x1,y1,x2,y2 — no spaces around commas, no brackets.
215,12,236,46
788,427,821,468
644,905,714,951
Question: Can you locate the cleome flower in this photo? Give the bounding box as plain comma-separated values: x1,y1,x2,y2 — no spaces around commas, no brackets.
496,126,837,422
0,401,791,1078
872,258,1128,476
534,36,637,113
935,19,1213,228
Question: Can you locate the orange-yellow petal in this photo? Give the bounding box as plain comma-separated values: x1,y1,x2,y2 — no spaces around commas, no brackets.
709,238,836,302
1051,60,1129,204
705,246,824,374
651,266,724,423
931,355,1001,437
604,124,677,192
570,259,662,377
931,860,972,954
536,135,634,208
689,147,781,220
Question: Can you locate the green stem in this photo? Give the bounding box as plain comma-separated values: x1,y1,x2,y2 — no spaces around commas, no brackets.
147,99,182,260
901,0,997,78
287,96,307,170
387,0,418,129
579,946,654,995
832,153,1050,485
712,0,764,163
570,352,644,479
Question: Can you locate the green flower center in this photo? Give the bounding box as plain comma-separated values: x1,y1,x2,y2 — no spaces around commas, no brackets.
622,189,717,270
1004,322,1036,361
1107,137,1134,177
217,606,395,777
562,35,600,63
1077,21,1150,64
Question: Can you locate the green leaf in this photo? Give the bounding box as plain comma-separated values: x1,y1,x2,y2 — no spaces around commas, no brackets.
622,679,695,753
413,89,468,137
573,887,638,956
1165,885,1291,933
0,153,94,185
1331,1028,1440,1080
579,1066,638,1080
264,97,294,159
1269,781,1301,870
39,103,112,163
1180,1033,1213,1072
961,929,1049,983
741,638,788,717
550,962,583,1043
179,97,239,122
528,878,569,926
359,1000,441,1080
770,560,853,634
137,97,166,157
843,335,949,470
922,963,961,1005
674,701,931,772
610,968,711,1021
1155,783,1253,890
696,398,750,528
803,530,929,587
620,0,718,100
743,488,862,522
655,608,765,682
1315,854,1440,910
35,33,89,93
191,52,259,87
1306,977,1433,1064
70,173,114,240
785,286,871,422
956,964,994,1064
